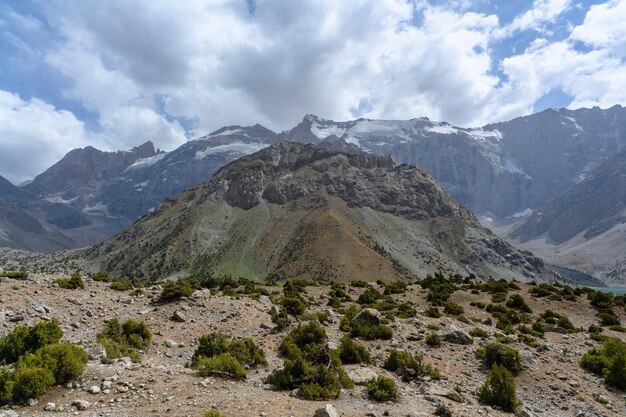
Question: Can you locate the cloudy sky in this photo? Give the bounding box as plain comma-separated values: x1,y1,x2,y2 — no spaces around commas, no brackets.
1,0,625,183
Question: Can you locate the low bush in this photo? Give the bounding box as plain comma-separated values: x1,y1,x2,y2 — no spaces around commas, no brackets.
0,318,63,364
159,279,195,301
97,318,152,362
195,353,246,379
581,337,626,390
424,307,441,318
435,403,453,417
337,336,371,364
538,310,576,333
443,302,464,316
53,273,85,290
506,294,532,313
469,328,489,338
383,349,440,381
0,271,28,279
281,296,309,316
268,321,353,400
90,270,110,282
204,410,225,417
191,333,266,372
0,342,87,405
350,324,393,340
425,333,442,347
367,376,397,401
476,343,522,376
109,281,134,291
479,364,519,412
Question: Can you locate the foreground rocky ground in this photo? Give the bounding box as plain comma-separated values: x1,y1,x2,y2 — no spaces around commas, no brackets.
0,274,625,417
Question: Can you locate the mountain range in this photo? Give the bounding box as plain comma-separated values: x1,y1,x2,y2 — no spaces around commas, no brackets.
71,142,554,282
1,106,626,284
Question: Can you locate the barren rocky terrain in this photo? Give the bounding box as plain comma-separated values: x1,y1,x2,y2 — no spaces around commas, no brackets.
1,273,625,417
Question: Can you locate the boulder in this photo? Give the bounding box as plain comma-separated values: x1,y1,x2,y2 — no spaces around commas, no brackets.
72,399,91,410
438,325,473,345
545,326,568,334
314,404,339,417
346,366,378,385
351,308,381,326
171,310,186,322
420,382,463,403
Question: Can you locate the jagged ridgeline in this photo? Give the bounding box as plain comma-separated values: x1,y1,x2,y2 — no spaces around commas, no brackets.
83,142,553,282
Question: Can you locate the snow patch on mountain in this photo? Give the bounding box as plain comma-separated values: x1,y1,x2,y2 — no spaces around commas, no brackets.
194,142,268,160
427,124,459,135
125,153,167,171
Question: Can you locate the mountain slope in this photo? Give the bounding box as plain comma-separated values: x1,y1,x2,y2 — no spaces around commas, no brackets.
508,151,626,285
83,142,553,282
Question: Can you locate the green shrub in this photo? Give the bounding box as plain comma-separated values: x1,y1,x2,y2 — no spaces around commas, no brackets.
110,281,134,291
204,410,225,417
159,280,195,301
539,310,576,332
424,307,441,318
435,403,453,417
191,333,266,368
0,318,63,364
0,341,87,405
0,271,28,279
96,318,152,362
581,337,626,390
476,343,521,376
10,366,55,403
383,281,407,295
470,328,489,338
90,270,110,282
20,343,88,384
53,273,85,290
268,321,353,399
337,336,371,364
491,293,507,303
425,333,441,347
444,302,464,316
506,294,532,313
470,301,486,309
350,324,393,340
281,297,309,316
367,376,397,401
383,349,440,381
195,353,246,379
479,364,519,412
350,280,369,287
358,287,383,304
599,311,620,326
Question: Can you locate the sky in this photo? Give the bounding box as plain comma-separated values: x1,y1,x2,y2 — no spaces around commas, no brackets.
1,0,625,183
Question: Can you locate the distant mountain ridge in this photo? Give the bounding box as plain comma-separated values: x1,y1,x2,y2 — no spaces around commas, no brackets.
2,105,626,265
82,141,554,282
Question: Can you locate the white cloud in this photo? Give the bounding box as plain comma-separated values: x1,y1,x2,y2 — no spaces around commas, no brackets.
0,90,87,183
570,0,626,55
501,0,572,35
495,0,626,115
1,0,626,182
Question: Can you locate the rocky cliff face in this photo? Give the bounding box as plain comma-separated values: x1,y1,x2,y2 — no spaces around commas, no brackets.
83,142,553,283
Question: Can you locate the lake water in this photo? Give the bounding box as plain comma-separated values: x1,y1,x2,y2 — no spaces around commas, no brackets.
590,287,626,295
